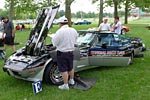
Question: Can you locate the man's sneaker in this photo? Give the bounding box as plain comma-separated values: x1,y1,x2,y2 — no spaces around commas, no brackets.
69,79,75,85
58,84,69,90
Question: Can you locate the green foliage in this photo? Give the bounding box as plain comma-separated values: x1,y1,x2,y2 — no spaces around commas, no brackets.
73,11,98,18
55,10,65,18
133,0,150,12
0,9,8,17
4,0,59,19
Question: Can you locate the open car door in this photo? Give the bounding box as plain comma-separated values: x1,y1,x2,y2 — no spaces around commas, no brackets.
24,5,60,56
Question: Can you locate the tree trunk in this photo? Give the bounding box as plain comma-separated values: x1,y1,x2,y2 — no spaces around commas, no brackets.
9,0,14,20
124,0,129,24
98,0,103,26
113,0,118,17
65,0,74,27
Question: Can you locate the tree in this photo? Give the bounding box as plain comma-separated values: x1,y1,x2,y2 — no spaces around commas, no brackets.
0,9,8,18
133,0,150,12
92,0,104,26
113,0,118,17
124,0,129,24
122,0,150,24
65,0,74,27
99,0,104,25
8,0,14,20
105,0,121,17
118,0,130,24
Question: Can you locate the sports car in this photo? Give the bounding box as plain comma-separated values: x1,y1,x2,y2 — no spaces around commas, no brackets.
74,20,92,25
2,6,146,85
3,30,146,85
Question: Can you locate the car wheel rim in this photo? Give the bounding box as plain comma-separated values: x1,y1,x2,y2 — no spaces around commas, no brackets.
49,64,63,83
122,29,126,34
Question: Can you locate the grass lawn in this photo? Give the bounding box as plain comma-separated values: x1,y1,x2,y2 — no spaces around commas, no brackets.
0,18,150,100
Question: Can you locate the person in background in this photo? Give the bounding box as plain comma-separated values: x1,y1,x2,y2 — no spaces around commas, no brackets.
98,18,110,31
111,16,122,34
52,17,78,90
1,16,15,53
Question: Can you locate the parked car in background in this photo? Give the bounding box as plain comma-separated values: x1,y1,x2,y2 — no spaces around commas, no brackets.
52,19,59,25
74,20,92,25
53,19,73,25
121,25,130,34
15,24,21,30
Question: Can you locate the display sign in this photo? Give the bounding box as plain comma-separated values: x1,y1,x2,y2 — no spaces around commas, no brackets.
32,80,42,94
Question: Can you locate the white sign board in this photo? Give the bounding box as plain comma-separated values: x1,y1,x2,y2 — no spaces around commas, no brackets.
32,80,42,94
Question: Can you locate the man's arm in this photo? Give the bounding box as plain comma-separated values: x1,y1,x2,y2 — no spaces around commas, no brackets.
114,22,119,30
2,25,5,39
98,23,102,30
12,28,15,37
10,21,15,37
52,31,60,47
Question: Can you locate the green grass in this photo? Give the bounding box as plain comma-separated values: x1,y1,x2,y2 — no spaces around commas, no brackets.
0,18,150,100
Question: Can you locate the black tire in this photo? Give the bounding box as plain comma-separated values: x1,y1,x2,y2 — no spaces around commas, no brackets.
121,29,126,35
43,62,63,85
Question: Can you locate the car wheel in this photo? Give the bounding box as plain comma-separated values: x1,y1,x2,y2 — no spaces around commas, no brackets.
43,62,63,85
121,29,126,35
128,53,134,65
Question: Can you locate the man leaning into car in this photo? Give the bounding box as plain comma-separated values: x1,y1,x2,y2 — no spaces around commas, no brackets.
52,17,78,90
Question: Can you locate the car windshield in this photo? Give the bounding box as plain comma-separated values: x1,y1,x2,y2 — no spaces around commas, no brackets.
117,34,130,45
77,33,95,45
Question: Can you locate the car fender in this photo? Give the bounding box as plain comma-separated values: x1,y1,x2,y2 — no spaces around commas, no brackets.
42,58,53,79
44,58,53,67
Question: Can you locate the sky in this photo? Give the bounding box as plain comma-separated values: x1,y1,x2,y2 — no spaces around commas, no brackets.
0,0,5,9
68,0,99,13
0,0,99,13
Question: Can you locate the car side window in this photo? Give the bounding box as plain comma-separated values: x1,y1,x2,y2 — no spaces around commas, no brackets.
77,33,95,46
97,34,113,46
111,34,122,46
